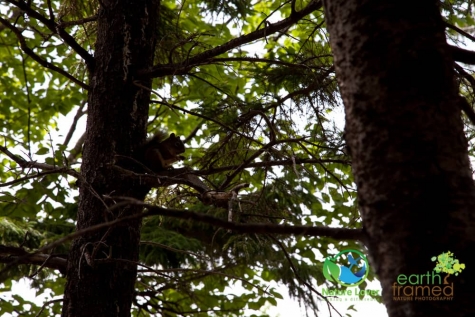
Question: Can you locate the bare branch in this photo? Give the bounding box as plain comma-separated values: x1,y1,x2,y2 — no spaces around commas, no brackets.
46,0,54,21
132,199,364,239
200,158,350,175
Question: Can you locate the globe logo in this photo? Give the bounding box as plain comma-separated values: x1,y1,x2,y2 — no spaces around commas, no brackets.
323,249,369,287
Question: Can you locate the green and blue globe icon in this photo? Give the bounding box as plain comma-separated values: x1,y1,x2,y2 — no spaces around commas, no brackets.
323,249,369,287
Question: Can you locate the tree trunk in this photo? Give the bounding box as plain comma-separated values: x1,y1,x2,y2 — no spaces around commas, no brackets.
62,1,158,316
323,0,475,316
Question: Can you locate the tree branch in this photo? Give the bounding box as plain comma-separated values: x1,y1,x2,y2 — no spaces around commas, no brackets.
202,56,331,69
454,64,475,126
121,199,364,241
66,132,86,164
63,102,87,149
0,245,66,273
150,100,261,144
0,199,363,280
449,45,475,65
0,16,89,90
0,144,81,180
58,15,98,28
5,0,95,70
138,0,323,78
199,157,349,175
0,7,22,32
445,22,475,43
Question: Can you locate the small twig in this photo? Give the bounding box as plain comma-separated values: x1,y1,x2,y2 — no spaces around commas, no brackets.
239,110,277,142
34,298,63,317
20,54,32,157
19,232,30,248
46,0,54,21
29,251,53,278
0,169,75,187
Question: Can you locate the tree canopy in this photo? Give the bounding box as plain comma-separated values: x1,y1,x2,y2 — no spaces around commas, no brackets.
1,0,475,316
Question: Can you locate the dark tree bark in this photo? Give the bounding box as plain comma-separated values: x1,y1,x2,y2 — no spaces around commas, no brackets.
323,0,475,316
62,1,158,316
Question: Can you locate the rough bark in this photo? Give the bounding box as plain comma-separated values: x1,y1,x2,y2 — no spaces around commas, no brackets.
323,0,475,316
62,1,158,316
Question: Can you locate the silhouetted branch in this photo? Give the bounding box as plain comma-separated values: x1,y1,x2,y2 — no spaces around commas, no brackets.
450,45,475,65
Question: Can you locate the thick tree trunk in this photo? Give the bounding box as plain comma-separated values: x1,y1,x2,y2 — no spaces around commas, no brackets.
62,1,158,316
323,0,475,316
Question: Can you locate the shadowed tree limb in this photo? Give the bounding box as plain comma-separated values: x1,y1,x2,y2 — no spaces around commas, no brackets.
138,0,323,78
